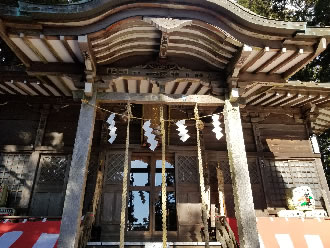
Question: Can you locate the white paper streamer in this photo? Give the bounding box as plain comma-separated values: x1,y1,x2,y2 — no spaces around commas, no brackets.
143,120,158,151
106,113,117,144
176,120,190,142
212,114,223,140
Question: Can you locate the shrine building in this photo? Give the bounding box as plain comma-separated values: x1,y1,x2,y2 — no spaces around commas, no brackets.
0,1,330,248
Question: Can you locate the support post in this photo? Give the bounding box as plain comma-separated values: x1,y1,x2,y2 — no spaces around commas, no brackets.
58,92,97,248
223,99,259,248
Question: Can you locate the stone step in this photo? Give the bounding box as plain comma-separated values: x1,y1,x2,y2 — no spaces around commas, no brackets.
87,242,222,247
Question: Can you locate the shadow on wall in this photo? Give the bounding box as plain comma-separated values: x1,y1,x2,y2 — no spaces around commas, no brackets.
44,132,64,148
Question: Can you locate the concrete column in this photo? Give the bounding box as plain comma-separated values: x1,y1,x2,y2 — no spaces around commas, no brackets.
223,99,259,248
58,92,97,248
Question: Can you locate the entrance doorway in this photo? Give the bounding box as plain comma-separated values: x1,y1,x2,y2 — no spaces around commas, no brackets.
128,154,177,239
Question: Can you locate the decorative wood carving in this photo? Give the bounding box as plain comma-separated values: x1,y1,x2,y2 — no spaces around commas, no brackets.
143,18,192,33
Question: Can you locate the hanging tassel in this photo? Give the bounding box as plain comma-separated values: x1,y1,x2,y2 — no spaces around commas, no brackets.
119,103,131,248
160,106,167,248
143,120,158,151
212,114,223,140
106,113,117,144
194,104,210,248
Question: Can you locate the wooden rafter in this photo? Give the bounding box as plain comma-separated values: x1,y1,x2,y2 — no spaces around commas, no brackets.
0,20,31,67
240,47,269,73
36,75,64,96
12,82,33,95
254,48,286,73
20,33,48,63
0,83,15,94
57,76,73,94
283,38,327,79
60,36,80,63
40,34,63,62
2,81,25,95
182,82,193,95
268,48,303,74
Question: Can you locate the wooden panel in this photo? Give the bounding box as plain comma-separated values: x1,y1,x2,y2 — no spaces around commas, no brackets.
263,159,323,208
30,192,63,216
0,103,40,146
101,192,122,223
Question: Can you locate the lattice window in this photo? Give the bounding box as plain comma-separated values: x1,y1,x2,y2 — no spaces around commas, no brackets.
105,153,125,184
264,159,322,207
248,159,260,184
218,160,232,184
37,155,70,185
177,155,198,183
0,153,30,207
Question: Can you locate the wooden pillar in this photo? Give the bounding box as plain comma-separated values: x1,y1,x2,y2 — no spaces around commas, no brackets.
58,92,97,248
223,99,259,248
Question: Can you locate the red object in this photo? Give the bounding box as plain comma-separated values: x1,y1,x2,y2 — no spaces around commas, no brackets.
0,221,61,248
226,218,239,243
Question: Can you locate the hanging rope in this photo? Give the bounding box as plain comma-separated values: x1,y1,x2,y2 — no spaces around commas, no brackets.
160,105,167,248
81,99,222,122
119,103,131,248
194,104,210,248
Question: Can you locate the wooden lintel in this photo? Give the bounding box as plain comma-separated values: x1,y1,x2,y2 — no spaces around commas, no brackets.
0,20,31,67
283,38,327,79
96,92,224,106
27,62,84,76
238,72,285,83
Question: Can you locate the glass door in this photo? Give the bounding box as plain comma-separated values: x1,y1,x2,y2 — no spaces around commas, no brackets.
128,154,177,238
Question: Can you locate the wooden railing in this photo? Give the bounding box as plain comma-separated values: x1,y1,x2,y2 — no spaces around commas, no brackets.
215,216,239,248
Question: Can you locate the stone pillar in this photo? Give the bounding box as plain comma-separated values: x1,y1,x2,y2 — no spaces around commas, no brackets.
223,99,259,248
58,92,97,248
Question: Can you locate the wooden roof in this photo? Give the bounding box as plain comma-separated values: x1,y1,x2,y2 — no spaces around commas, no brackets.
0,0,330,133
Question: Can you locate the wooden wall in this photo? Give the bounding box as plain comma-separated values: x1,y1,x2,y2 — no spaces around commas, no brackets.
0,100,328,239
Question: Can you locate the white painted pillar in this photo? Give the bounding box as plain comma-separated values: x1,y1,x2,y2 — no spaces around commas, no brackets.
58,92,97,248
223,99,260,248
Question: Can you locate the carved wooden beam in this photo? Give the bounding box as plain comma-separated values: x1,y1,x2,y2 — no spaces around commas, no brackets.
159,32,169,59
78,35,97,79
96,92,224,106
226,44,252,78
